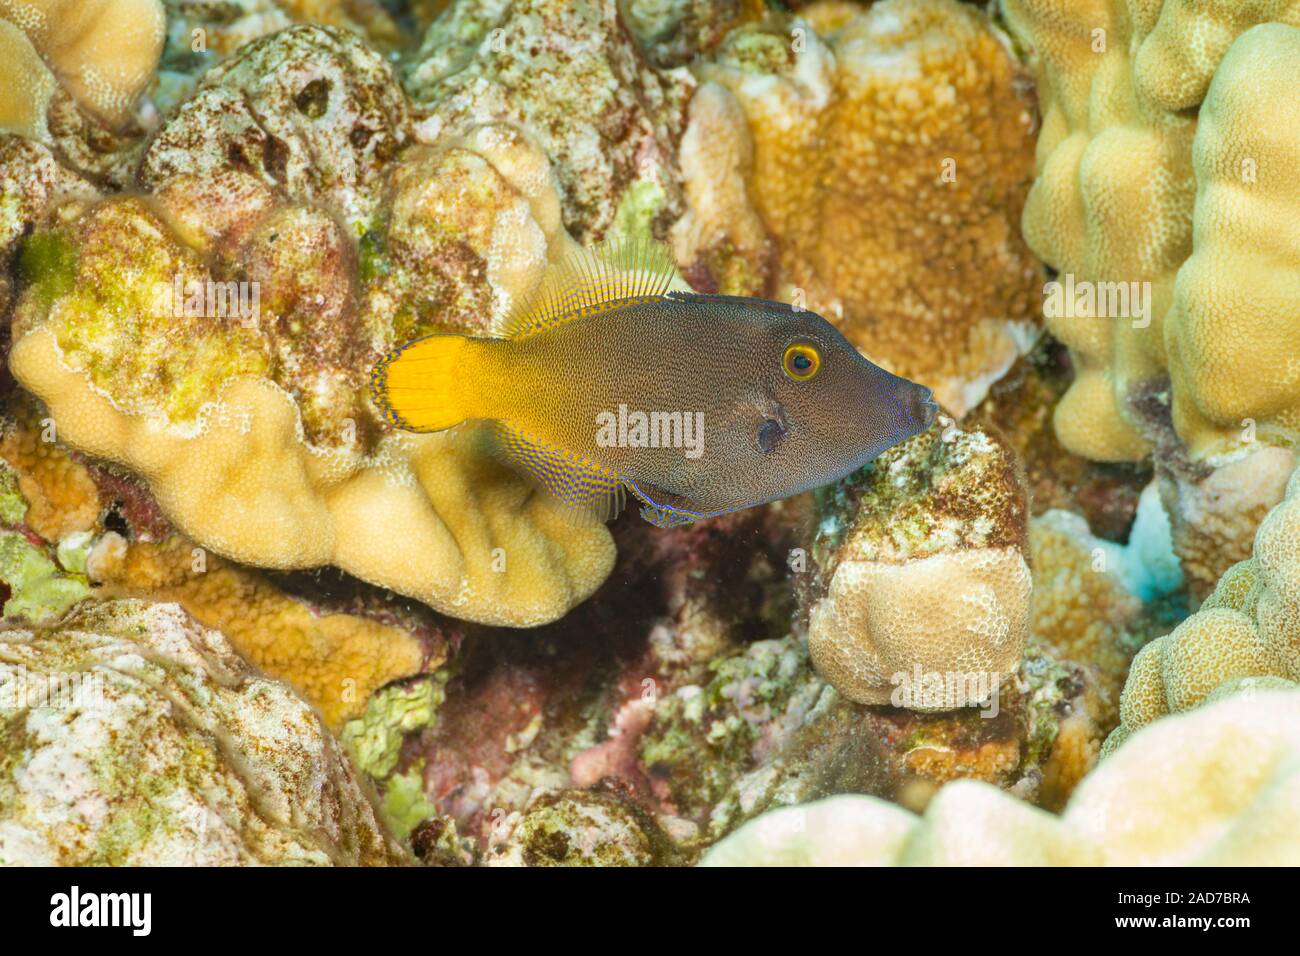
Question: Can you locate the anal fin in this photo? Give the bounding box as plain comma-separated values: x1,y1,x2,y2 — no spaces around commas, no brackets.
490,423,627,524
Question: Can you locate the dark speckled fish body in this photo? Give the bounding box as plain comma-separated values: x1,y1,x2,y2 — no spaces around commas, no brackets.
372,241,938,526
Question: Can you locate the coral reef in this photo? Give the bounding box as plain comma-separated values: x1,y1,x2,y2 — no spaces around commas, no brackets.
405,0,694,246
88,534,436,728
1028,505,1169,702
0,396,101,541
1106,464,1300,749
667,79,772,298
0,599,406,865
805,417,1031,708
1165,21,1300,458
0,396,440,727
4,0,1297,871
624,0,762,68
703,688,1300,866
1003,0,1300,462
485,787,682,866
344,496,1116,864
0,19,57,141
8,26,616,627
694,0,1044,415
1161,444,1297,599
0,491,91,623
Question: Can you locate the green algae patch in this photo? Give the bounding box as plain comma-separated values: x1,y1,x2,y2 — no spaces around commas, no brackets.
0,462,28,526
56,531,94,575
713,23,800,77
0,530,90,623
611,177,668,242
381,764,439,840
357,225,391,283
19,199,269,425
641,637,812,818
505,790,671,867
17,230,78,308
341,675,446,779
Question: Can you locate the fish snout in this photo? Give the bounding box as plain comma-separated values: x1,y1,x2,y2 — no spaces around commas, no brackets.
903,382,939,432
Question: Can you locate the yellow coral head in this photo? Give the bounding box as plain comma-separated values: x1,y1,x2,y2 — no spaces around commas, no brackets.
0,0,166,129
0,18,56,139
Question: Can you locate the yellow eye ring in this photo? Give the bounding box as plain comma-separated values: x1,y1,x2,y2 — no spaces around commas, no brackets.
783,342,821,381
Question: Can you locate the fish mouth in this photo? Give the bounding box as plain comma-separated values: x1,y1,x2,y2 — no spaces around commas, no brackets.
906,383,940,432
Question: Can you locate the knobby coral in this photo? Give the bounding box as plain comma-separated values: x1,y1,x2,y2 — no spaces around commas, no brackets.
7,25,615,627
1003,0,1300,462
1106,464,1300,750
0,20,57,140
406,0,694,246
87,534,432,728
0,399,439,726
806,418,1031,708
0,0,166,129
703,688,1300,866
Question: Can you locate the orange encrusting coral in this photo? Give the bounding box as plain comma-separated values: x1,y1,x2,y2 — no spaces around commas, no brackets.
697,0,1043,416
0,397,100,542
88,535,433,728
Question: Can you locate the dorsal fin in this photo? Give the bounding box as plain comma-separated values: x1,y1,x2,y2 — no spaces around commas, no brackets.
503,236,679,338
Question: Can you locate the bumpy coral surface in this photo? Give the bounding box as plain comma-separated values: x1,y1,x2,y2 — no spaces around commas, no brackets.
1161,444,1297,599
1107,464,1300,748
0,599,406,865
703,688,1300,866
0,0,166,128
6,0,1297,872
8,26,615,627
0,401,440,727
0,19,57,141
406,0,694,245
806,418,1031,708
322,482,1111,865
1164,22,1300,458
1003,0,1300,463
88,535,433,728
695,0,1044,415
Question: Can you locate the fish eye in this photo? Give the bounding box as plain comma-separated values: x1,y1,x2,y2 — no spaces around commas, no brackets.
783,342,821,381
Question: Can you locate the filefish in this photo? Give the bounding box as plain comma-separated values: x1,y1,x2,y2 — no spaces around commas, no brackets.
370,240,938,527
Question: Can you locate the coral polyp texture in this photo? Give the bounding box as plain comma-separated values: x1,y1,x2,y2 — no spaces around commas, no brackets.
694,0,1044,416
0,0,166,129
405,0,695,246
0,19,57,141
7,25,616,628
805,418,1031,708
1106,465,1300,750
0,401,441,728
703,689,1300,866
88,534,434,729
1002,0,1300,463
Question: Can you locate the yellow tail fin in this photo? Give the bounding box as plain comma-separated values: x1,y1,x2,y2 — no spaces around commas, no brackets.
370,334,475,432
